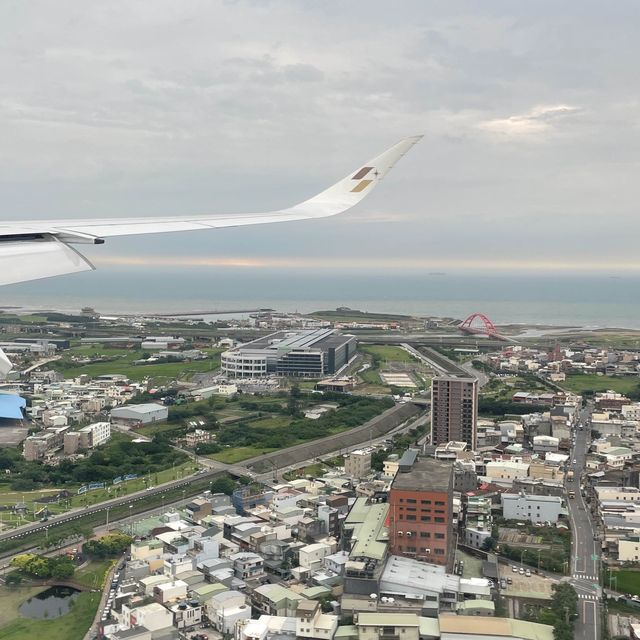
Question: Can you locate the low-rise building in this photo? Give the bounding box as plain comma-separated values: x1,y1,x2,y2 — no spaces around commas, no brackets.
501,492,564,524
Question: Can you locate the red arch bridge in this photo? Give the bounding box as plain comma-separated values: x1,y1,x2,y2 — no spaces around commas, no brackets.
459,313,501,338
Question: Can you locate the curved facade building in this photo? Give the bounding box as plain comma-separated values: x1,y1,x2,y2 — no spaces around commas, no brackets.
220,351,268,378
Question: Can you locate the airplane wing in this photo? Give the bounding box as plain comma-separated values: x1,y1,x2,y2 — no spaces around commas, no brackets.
0,135,422,286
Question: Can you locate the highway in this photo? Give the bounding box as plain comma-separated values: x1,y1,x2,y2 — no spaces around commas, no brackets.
566,403,601,640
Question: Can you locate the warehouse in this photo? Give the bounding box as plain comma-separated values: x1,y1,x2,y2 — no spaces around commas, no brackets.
110,403,168,426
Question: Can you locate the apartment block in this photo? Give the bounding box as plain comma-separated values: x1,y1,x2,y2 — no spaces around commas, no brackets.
431,376,478,449
388,456,454,570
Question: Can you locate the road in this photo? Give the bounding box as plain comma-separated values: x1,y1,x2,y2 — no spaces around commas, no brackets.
0,401,425,545
566,403,601,640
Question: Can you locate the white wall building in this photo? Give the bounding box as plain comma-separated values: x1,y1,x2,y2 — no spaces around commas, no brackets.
119,602,173,632
501,492,563,524
79,421,111,447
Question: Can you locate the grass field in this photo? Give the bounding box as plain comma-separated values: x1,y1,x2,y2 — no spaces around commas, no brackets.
250,416,293,430
606,569,640,596
0,585,46,628
560,374,640,396
210,446,277,463
74,559,113,589
0,591,101,640
0,313,48,325
52,346,222,381
359,345,417,363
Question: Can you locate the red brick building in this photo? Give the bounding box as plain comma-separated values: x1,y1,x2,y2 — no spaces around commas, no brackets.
388,457,454,571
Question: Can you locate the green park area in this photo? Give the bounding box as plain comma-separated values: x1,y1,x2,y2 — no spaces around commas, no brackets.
605,568,640,596
0,556,112,640
310,309,412,323
207,393,394,463
0,431,192,530
0,593,101,640
357,344,430,391
134,390,394,464
0,457,195,529
560,373,640,398
50,345,222,381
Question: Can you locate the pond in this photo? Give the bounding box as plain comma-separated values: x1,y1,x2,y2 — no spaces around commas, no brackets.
19,586,80,619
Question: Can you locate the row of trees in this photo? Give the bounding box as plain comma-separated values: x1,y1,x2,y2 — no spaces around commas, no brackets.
0,438,187,491
11,553,75,579
526,583,578,640
83,532,133,558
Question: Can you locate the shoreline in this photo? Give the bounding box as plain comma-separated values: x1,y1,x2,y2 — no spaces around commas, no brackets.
5,305,640,336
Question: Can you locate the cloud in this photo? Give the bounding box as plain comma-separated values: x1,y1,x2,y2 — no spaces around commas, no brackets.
478,104,582,138
94,254,640,273
1,1,640,273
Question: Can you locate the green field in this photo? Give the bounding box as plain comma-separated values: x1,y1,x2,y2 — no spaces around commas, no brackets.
0,591,101,640
52,346,222,381
310,310,411,323
360,345,417,363
560,374,640,396
74,559,113,589
0,313,48,325
0,460,195,530
210,446,278,464
605,569,640,596
0,586,46,628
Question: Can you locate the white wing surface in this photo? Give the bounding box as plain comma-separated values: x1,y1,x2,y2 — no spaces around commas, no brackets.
0,135,422,286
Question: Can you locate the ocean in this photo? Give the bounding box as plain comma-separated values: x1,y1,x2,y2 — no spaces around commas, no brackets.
4,268,640,329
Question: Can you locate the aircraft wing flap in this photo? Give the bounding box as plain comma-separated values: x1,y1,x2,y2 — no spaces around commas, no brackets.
0,236,94,286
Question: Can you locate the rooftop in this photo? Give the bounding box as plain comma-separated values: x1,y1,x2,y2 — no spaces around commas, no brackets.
438,614,553,640
358,613,420,626
392,457,452,493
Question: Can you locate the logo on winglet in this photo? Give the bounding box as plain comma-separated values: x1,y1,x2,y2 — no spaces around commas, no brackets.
351,166,378,192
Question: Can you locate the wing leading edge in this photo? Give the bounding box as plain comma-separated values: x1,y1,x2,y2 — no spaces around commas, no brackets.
0,135,422,286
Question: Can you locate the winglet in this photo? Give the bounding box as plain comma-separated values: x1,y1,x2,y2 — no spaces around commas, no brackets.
287,135,423,218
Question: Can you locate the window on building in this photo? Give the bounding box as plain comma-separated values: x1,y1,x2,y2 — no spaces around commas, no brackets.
435,533,445,539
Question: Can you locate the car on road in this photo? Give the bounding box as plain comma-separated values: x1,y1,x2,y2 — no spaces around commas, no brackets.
507,577,513,584
500,579,507,589
525,569,531,577
519,568,525,575
512,566,518,573
573,459,577,464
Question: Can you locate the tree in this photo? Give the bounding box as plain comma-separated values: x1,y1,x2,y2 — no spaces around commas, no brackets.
287,384,302,416
481,536,497,551
51,558,75,579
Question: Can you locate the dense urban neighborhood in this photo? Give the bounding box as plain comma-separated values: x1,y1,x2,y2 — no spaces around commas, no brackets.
1,308,640,640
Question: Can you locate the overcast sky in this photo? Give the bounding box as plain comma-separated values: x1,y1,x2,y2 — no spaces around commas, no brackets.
2,0,640,276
